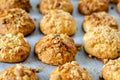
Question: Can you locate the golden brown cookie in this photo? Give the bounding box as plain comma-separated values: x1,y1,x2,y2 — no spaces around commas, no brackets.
34,34,77,66
110,0,119,3
0,64,39,80
0,0,32,12
78,0,109,15
38,0,73,14
0,33,30,63
82,12,118,32
40,10,76,36
117,2,120,13
84,26,120,60
0,8,35,36
49,61,92,80
101,58,120,80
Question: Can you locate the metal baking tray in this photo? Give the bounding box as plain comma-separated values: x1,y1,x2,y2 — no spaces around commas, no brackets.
0,0,120,80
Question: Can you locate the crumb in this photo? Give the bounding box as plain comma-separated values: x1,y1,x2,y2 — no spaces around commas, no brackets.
34,18,36,21
111,6,114,10
103,59,109,64
75,44,82,51
88,55,92,58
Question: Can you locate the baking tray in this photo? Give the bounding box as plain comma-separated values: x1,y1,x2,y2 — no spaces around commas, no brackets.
0,0,120,80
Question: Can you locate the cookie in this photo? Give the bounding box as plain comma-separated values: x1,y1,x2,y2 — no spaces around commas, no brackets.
0,0,32,12
82,12,118,32
0,8,35,36
117,2,120,13
49,61,92,80
84,26,120,60
110,0,119,3
34,34,77,65
40,10,76,36
38,0,73,14
101,58,120,80
0,64,39,80
0,33,30,63
78,0,109,15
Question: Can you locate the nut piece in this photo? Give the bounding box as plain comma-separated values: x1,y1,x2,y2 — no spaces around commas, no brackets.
38,0,73,14
0,33,30,62
34,34,77,65
0,64,39,80
50,61,92,80
40,10,76,36
84,26,120,60
82,12,118,32
101,58,120,80
0,8,35,36
78,0,109,15
0,0,32,12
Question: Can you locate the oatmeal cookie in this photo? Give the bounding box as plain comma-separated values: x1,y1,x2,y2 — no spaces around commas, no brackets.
78,0,109,15
101,58,120,80
0,64,39,80
0,0,32,12
82,12,118,32
110,0,119,3
34,34,77,65
84,26,120,60
38,0,73,14
40,10,76,36
0,8,35,36
50,61,92,80
0,33,30,63
117,2,120,13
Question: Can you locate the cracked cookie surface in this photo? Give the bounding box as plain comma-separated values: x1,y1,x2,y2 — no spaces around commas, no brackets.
78,0,109,15
38,0,73,14
50,61,92,80
101,58,120,80
0,8,35,36
82,12,118,32
0,33,30,63
0,64,39,80
40,10,76,36
34,34,77,65
84,26,120,60
0,0,32,12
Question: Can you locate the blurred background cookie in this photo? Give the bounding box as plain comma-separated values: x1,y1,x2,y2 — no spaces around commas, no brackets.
117,2,120,13
34,34,77,65
82,12,118,32
0,8,35,36
0,0,32,12
0,33,30,63
78,0,109,15
110,0,119,3
84,26,120,60
0,64,39,80
101,58,120,80
38,0,73,14
40,10,76,36
49,61,92,80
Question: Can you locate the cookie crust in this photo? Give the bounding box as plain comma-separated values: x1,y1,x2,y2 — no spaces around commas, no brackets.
78,0,109,15
34,34,77,65
84,26,120,60
50,61,92,80
0,33,30,63
0,64,39,80
40,10,76,36
82,12,118,32
0,8,35,36
38,0,73,14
